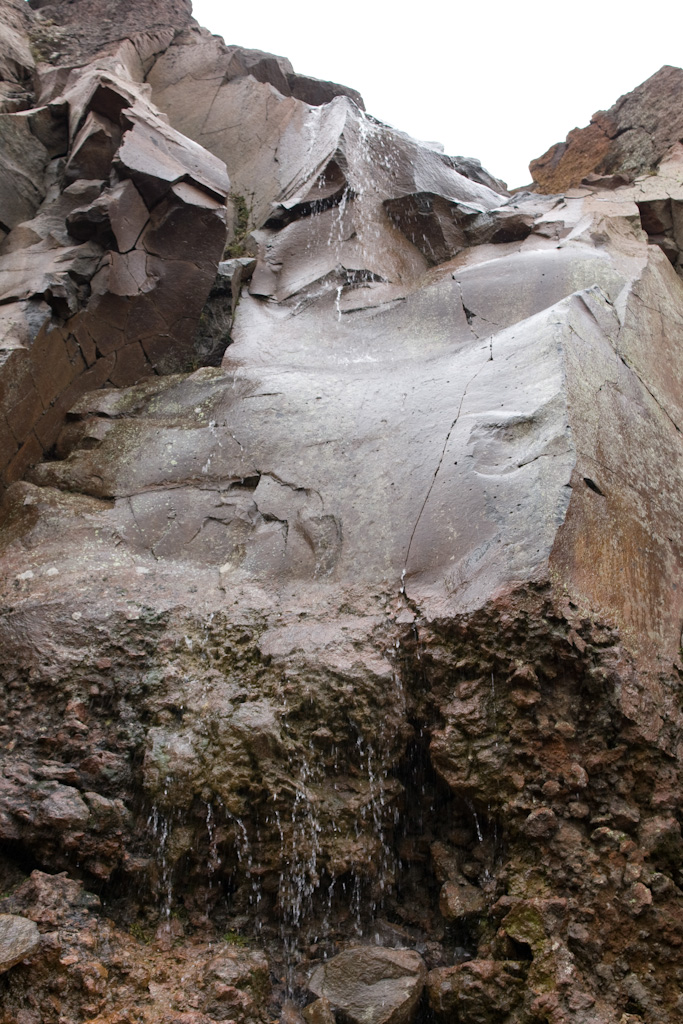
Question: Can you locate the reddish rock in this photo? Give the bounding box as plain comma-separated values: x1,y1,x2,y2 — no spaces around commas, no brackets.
530,65,683,192
522,807,559,839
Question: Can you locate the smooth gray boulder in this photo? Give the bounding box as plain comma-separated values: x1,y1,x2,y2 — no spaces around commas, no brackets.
0,914,40,973
308,947,427,1024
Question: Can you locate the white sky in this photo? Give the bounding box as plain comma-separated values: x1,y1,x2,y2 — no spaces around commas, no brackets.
192,0,683,189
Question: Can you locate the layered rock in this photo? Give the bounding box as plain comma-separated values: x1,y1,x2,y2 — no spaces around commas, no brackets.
0,0,230,489
0,10,682,1024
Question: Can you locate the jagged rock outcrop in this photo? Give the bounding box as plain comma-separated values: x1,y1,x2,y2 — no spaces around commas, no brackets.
0,0,231,490
1,9,683,1024
529,65,683,193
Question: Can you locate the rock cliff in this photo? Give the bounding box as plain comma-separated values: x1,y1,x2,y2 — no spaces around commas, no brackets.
0,3,682,1023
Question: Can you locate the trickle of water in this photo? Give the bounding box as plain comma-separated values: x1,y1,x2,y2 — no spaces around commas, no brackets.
205,801,221,886
148,801,173,917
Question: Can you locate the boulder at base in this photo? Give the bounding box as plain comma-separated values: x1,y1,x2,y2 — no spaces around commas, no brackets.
308,947,426,1024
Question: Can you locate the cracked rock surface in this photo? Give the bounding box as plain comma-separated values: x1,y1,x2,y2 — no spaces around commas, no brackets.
0,7,682,1024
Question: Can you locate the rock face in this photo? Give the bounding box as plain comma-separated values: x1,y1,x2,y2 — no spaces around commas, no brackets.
0,7,682,1024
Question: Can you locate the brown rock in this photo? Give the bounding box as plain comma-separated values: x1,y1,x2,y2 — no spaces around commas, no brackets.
0,31,229,486
438,879,486,920
303,996,336,1024
521,807,558,839
427,961,526,1023
35,785,90,829
623,882,653,917
2,15,683,1024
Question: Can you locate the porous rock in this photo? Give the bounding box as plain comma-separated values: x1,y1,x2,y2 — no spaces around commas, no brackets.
427,961,527,1023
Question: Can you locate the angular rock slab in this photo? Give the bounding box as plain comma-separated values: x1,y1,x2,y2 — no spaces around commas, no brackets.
0,913,40,973
309,947,426,1024
0,39,229,489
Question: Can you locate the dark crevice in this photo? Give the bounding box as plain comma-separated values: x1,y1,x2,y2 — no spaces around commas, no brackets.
583,477,604,496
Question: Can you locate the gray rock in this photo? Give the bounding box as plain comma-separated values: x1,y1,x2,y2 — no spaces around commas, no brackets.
309,947,426,1024
0,0,35,86
36,785,90,829
0,914,40,974
26,0,194,67
0,113,51,230
438,879,486,921
447,155,509,195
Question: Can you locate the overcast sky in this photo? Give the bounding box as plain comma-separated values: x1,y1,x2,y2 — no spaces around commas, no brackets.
192,0,683,189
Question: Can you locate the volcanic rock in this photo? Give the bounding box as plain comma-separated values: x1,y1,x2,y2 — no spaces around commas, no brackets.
0,35,229,488
427,961,527,1023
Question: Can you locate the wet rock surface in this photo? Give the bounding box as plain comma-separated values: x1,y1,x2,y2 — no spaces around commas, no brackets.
0,5,682,1024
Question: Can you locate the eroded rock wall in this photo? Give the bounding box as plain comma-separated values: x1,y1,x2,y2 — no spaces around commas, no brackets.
0,8,682,1024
